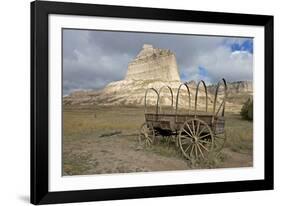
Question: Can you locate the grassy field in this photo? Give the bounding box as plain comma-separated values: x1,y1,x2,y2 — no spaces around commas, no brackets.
63,105,253,175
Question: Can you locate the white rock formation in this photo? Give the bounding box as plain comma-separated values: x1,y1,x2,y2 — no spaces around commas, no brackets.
64,44,187,106
125,44,180,81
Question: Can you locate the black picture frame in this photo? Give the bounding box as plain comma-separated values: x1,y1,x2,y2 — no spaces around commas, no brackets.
31,0,274,204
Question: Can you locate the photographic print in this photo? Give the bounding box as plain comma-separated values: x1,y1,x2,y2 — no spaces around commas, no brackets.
31,1,273,204
62,29,254,176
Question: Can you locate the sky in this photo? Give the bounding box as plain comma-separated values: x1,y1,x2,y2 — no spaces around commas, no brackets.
63,29,253,95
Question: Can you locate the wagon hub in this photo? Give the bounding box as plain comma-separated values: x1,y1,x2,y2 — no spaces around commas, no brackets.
193,136,198,142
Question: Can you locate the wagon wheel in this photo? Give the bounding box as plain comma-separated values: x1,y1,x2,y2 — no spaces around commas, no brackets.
178,118,214,160
213,132,227,152
139,123,155,147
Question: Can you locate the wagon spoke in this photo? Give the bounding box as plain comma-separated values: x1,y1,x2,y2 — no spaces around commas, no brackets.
182,128,193,138
198,142,209,152
194,143,198,158
199,139,211,144
192,120,195,136
184,143,192,153
185,122,194,135
198,126,207,136
197,143,205,158
180,138,192,145
198,133,210,139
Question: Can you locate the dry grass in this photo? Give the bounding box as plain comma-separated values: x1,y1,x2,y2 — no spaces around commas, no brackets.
63,105,144,138
224,113,253,153
63,105,253,175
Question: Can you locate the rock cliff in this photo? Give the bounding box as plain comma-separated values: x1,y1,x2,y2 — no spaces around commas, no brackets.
125,44,180,81
63,44,252,112
64,44,186,106
208,80,253,94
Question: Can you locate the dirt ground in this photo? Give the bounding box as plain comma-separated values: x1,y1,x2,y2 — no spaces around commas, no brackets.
63,106,253,176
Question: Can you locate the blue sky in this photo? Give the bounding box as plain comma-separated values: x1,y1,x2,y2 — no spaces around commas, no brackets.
63,29,253,94
230,39,253,53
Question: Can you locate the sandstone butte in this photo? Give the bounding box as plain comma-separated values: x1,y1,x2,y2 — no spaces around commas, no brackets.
64,44,253,110
125,44,180,82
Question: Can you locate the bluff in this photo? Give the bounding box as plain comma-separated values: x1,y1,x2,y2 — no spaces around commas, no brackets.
64,44,186,106
125,44,180,81
63,44,252,112
208,80,253,94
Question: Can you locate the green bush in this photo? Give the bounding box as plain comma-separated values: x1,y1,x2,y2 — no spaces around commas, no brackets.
240,98,253,121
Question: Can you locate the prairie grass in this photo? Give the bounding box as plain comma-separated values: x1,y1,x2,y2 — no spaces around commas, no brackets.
224,112,253,153
63,105,253,174
63,105,145,139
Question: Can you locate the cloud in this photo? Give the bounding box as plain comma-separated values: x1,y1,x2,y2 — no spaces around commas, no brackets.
63,29,253,94
182,44,253,84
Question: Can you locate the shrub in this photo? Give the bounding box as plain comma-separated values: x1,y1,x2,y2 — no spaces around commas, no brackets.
240,98,253,121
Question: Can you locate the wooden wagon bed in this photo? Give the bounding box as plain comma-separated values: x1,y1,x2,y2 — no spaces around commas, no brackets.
145,113,225,135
